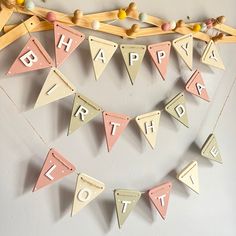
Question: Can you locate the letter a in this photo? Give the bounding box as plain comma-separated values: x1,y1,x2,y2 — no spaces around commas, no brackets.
185,69,210,101
148,182,172,219
177,161,199,194
148,41,171,80
114,189,141,228
103,112,130,152
33,148,76,191
54,22,85,67
89,36,118,80
165,92,189,127
7,36,54,76
172,34,193,70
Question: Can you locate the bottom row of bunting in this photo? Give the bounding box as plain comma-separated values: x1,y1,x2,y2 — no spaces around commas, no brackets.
33,133,222,227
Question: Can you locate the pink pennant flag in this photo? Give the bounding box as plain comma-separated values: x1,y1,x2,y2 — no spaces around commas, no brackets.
148,41,171,80
103,112,130,152
54,21,85,67
185,69,210,102
148,182,172,220
7,36,54,76
33,148,76,192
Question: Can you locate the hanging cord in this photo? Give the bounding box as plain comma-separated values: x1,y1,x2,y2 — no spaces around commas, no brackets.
13,4,32,37
212,76,236,132
0,86,49,147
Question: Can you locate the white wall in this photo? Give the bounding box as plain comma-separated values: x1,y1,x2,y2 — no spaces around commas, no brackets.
0,0,236,235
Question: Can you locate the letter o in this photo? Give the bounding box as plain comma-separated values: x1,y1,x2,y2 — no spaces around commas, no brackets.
77,188,92,202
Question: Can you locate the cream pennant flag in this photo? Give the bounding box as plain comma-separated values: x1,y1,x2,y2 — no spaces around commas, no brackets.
7,36,54,76
201,40,225,70
68,93,102,135
148,182,172,220
120,44,146,85
114,189,141,228
201,133,222,163
185,69,210,102
165,92,189,128
54,21,85,67
135,110,161,149
34,67,76,108
89,36,118,80
33,148,76,192
177,161,199,194
172,34,193,70
103,111,130,152
148,41,171,80
71,173,105,216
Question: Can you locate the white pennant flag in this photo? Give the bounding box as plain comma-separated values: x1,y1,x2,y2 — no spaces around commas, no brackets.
173,34,193,70
71,173,105,216
34,67,76,108
135,111,161,149
89,36,118,80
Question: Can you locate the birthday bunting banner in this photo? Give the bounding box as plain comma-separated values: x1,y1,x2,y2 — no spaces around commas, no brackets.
1,0,231,230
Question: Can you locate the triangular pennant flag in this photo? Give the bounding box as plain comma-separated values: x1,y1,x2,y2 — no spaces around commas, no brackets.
120,44,146,85
177,161,199,194
114,189,141,228
33,148,76,192
68,93,102,135
135,110,161,149
148,182,172,220
201,40,225,70
7,36,54,76
54,21,85,67
165,92,189,127
148,41,171,80
201,133,222,163
34,67,76,108
103,112,130,152
172,34,193,70
71,173,105,216
89,36,118,80
185,69,210,102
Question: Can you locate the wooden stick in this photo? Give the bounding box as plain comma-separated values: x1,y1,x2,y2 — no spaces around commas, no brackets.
1,3,236,43
214,24,236,36
4,20,53,33
217,36,236,43
0,3,14,31
0,15,40,51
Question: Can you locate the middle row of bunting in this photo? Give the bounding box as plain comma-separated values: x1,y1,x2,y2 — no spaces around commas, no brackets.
6,21,225,84
27,67,210,152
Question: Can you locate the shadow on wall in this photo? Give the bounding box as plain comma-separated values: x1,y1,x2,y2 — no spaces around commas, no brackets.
16,157,42,197
97,199,116,233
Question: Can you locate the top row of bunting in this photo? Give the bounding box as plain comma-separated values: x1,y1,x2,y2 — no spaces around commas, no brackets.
6,21,225,84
